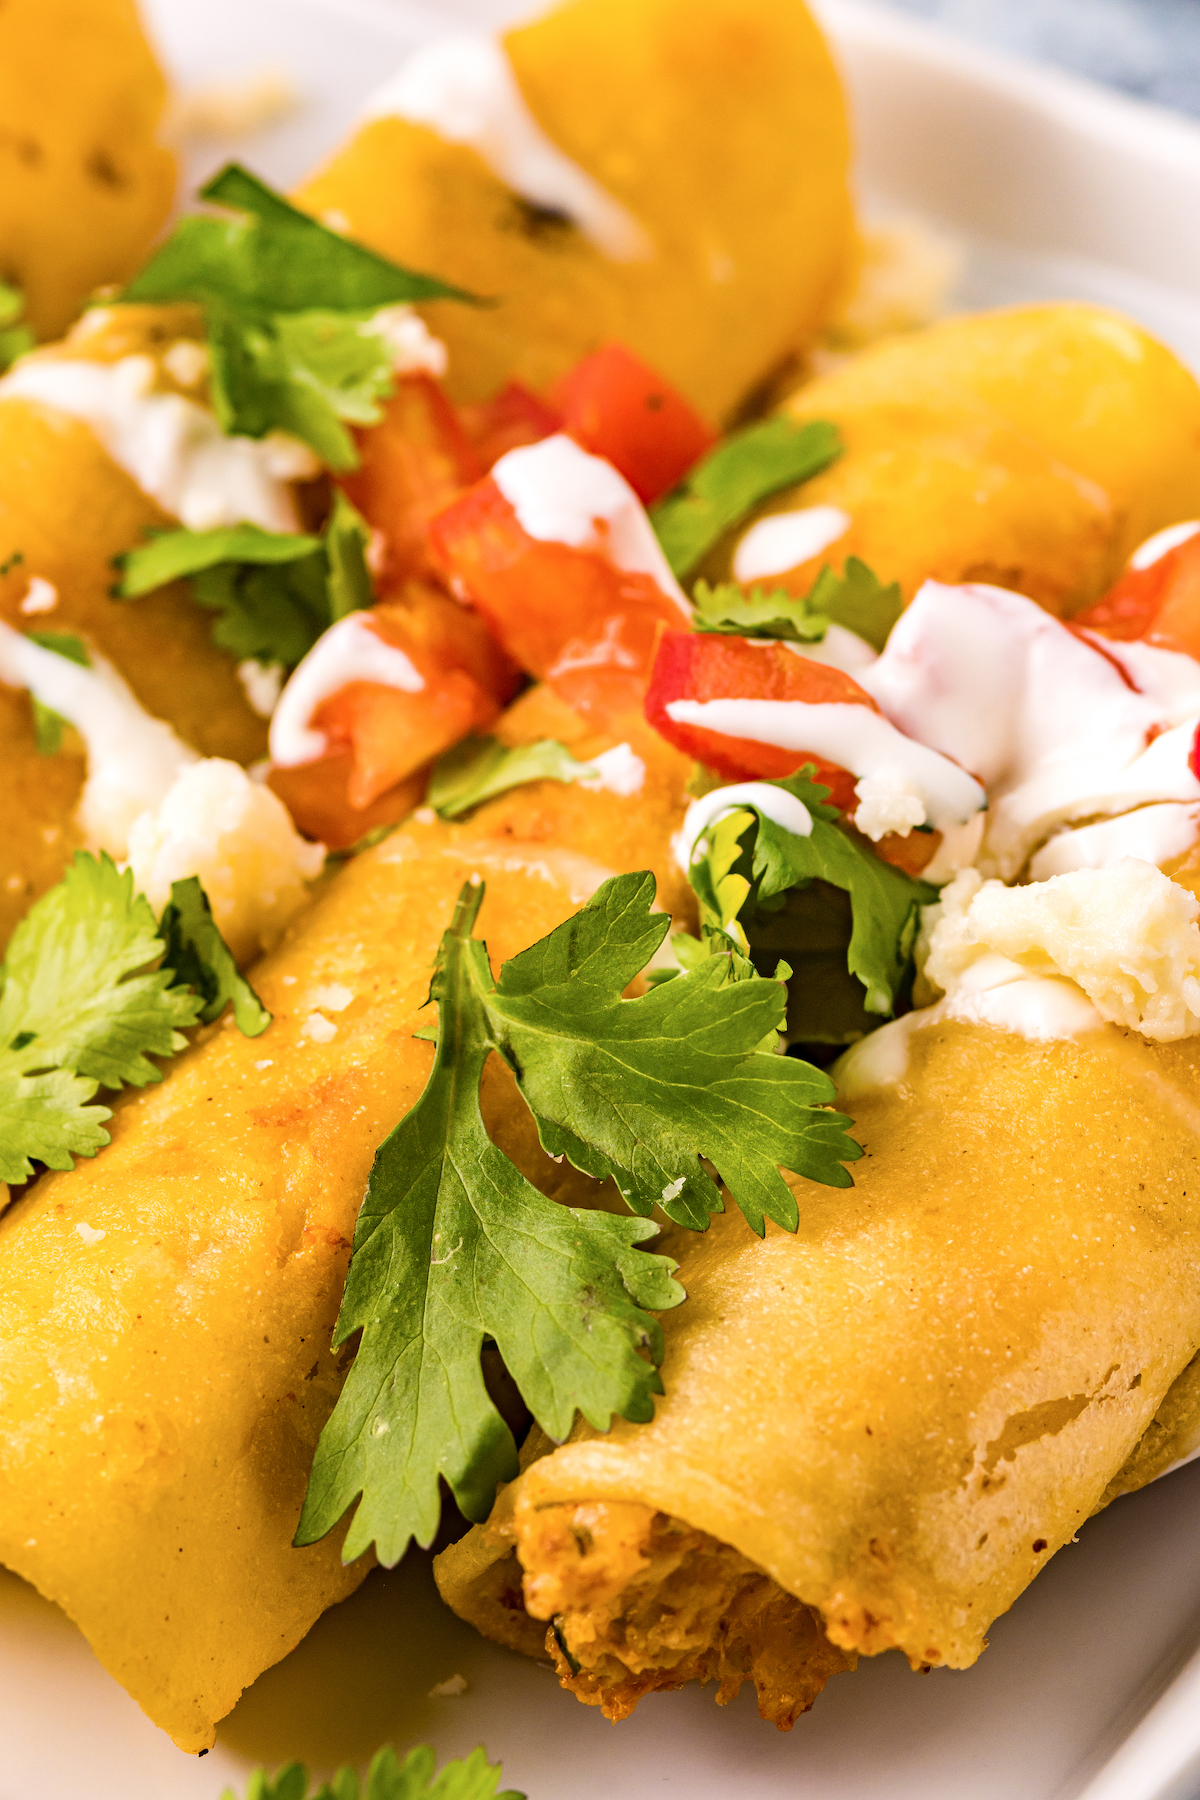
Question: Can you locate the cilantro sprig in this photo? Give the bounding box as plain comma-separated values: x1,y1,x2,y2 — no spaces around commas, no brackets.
650,417,842,579
119,164,473,470
426,734,599,819
223,1745,520,1800
116,490,372,670
0,281,34,373
0,854,269,1186
680,770,935,1041
691,558,903,652
296,870,858,1565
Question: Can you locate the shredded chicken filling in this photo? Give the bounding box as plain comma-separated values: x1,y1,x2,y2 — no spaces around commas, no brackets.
500,1498,856,1727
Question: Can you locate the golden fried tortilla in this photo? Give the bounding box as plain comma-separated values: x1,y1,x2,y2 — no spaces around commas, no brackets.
756,304,1200,611
295,0,853,420
0,0,176,339
436,1014,1200,1720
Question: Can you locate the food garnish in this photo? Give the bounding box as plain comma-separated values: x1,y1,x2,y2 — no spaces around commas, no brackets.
0,852,268,1185
118,164,473,468
678,769,935,1024
0,282,33,373
426,733,611,819
23,630,89,754
649,416,843,578
690,559,902,647
296,870,859,1565
116,489,373,669
223,1744,521,1800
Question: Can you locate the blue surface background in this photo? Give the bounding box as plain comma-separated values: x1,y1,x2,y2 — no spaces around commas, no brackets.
876,0,1200,115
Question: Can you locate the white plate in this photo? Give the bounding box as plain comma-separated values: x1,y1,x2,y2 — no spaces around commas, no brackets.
5,3,1200,1797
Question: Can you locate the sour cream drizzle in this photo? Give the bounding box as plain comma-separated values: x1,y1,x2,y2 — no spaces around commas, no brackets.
363,34,651,262
0,621,196,857
856,580,1200,877
270,613,425,768
0,354,318,533
663,695,985,833
732,506,851,583
492,434,691,614
673,782,815,873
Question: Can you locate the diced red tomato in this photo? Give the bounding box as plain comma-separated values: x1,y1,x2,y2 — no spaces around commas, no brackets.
428,477,684,722
457,381,563,470
268,754,426,852
1074,525,1200,658
341,375,484,586
644,630,876,810
550,342,717,505
271,584,522,841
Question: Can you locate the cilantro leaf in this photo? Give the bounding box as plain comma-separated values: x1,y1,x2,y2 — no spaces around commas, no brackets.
426,734,597,820
806,556,904,653
0,281,34,373
691,577,829,642
0,854,271,1185
158,877,271,1035
650,417,842,579
222,1744,522,1800
119,164,474,468
116,491,372,670
24,631,89,755
486,872,857,1235
0,854,201,1183
296,879,679,1566
683,771,935,1036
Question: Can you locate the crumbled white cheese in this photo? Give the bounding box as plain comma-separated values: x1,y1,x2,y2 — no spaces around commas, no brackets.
237,658,286,720
308,982,353,1012
362,305,448,378
578,742,646,796
922,861,1200,1041
162,339,210,390
75,1222,106,1246
126,759,325,965
0,354,318,532
852,767,927,841
0,621,196,858
302,1011,338,1043
19,577,58,616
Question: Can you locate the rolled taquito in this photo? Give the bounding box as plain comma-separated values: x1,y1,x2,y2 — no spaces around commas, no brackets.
435,1011,1200,1723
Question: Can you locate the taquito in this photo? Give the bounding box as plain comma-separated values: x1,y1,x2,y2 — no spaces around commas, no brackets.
435,1012,1200,1723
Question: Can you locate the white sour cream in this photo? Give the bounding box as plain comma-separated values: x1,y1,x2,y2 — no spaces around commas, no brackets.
0,621,196,858
1030,803,1200,881
362,304,448,378
363,34,651,262
663,695,985,834
673,782,815,873
492,434,690,614
732,506,851,584
783,624,878,675
857,580,1200,877
1129,520,1200,570
270,613,425,768
1,354,318,532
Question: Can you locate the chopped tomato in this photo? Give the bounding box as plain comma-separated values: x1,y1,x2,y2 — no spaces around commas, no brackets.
341,375,483,586
457,381,563,470
1074,525,1200,658
272,584,521,843
550,342,717,505
644,630,875,810
268,754,426,852
428,476,684,721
